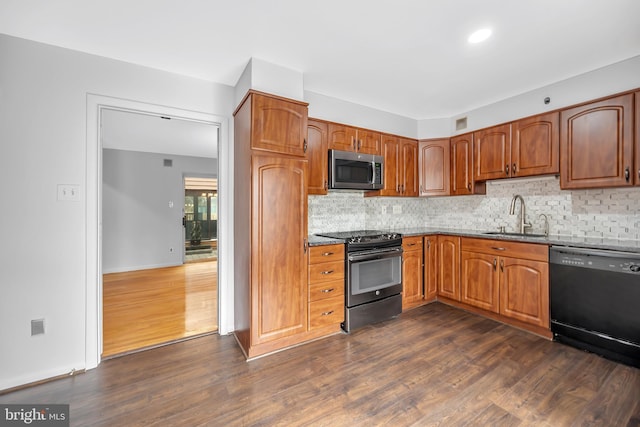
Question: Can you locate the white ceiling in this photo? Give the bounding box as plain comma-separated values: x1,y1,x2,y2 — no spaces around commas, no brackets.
1,0,640,120
101,109,218,158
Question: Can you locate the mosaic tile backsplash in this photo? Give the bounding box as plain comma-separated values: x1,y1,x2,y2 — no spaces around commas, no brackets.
309,176,640,241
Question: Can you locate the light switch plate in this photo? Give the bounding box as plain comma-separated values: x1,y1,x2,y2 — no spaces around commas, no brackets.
57,184,80,201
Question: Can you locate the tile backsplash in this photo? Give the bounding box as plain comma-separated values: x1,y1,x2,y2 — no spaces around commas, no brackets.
309,176,640,241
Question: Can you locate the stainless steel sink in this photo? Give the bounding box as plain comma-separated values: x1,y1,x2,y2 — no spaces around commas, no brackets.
482,231,547,238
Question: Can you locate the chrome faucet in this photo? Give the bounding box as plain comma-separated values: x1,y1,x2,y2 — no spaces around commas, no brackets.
509,194,532,234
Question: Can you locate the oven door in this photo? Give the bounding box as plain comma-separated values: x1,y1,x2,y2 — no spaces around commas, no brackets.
347,247,402,307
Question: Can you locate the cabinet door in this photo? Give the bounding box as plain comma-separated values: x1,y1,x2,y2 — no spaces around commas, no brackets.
437,235,460,301
380,134,401,196
423,236,438,301
251,94,308,156
474,123,511,181
419,139,450,196
401,138,419,196
499,257,549,328
251,155,309,344
402,243,423,310
512,112,559,177
307,119,328,195
451,133,475,195
461,251,499,313
560,93,634,189
357,129,382,155
635,91,640,186
328,123,358,152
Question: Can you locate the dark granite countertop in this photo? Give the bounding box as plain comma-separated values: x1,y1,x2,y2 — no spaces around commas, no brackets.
309,227,640,253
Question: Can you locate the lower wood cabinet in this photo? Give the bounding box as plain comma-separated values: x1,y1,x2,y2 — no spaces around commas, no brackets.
460,237,550,330
423,236,438,301
437,235,461,301
402,236,424,310
308,244,345,331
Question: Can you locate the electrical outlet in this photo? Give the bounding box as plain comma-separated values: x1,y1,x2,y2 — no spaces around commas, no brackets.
393,205,402,214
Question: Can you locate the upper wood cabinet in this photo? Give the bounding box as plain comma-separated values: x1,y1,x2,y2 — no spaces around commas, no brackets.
474,123,512,181
250,93,308,157
328,123,381,155
474,113,559,182
307,119,329,195
375,135,418,197
560,93,634,189
451,133,486,196
419,138,450,197
512,111,559,178
635,91,640,186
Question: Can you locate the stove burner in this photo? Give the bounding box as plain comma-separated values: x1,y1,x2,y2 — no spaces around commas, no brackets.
315,230,402,252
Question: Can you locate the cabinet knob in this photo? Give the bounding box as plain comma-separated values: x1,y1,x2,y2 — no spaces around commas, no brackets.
512,163,517,175
505,164,510,175
625,167,630,182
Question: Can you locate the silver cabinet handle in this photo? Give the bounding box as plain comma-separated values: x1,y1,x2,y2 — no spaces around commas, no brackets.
320,270,334,275
321,310,334,316
320,288,335,293
491,247,506,251
322,252,334,256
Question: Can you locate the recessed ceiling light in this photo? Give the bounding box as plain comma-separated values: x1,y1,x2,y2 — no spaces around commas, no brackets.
468,28,492,44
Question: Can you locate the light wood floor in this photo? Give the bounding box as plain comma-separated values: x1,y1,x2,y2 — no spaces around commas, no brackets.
2,303,639,426
102,261,217,358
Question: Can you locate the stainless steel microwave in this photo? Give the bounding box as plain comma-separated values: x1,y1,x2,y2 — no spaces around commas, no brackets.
328,150,384,190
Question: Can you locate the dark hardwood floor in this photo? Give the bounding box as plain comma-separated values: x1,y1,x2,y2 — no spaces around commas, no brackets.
2,303,639,426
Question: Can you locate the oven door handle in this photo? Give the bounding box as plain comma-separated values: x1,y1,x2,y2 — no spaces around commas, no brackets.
348,248,403,262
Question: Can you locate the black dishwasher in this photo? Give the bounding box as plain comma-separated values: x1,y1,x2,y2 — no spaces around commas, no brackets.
550,246,640,368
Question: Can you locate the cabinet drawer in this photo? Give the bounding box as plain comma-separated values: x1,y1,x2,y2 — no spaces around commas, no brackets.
309,295,344,330
461,237,548,262
309,261,344,283
309,244,345,264
402,236,423,251
309,279,344,302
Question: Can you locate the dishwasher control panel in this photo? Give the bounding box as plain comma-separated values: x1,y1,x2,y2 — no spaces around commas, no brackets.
550,247,640,275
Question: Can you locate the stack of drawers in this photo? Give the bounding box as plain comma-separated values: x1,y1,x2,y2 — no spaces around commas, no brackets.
308,244,345,330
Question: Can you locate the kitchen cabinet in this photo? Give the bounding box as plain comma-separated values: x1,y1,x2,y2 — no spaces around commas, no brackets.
460,238,549,329
418,138,450,196
512,111,559,178
328,123,381,155
308,244,345,331
451,133,486,196
233,91,314,359
307,118,329,195
402,236,423,310
634,92,640,185
474,123,512,181
460,249,499,313
437,235,460,301
560,93,634,189
474,113,559,182
250,92,308,157
378,135,418,196
423,236,438,302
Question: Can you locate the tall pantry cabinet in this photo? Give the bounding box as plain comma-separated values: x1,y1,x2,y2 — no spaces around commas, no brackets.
233,91,310,359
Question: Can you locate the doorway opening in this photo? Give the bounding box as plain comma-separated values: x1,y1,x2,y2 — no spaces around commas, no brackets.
100,108,219,358
184,177,218,263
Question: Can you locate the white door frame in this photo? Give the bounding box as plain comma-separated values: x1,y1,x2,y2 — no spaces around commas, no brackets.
85,93,231,369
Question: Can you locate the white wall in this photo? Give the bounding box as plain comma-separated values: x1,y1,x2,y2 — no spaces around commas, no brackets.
305,90,418,138
0,34,234,390
442,55,640,137
102,149,217,273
